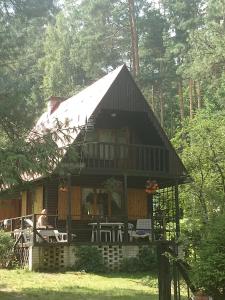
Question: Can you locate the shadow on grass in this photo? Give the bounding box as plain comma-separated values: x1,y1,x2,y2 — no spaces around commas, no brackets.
0,285,158,300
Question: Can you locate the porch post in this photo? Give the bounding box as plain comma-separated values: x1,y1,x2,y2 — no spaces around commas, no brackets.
174,180,181,299
157,242,171,300
123,174,128,242
32,214,36,245
67,174,72,244
147,193,154,241
174,180,180,239
173,242,180,300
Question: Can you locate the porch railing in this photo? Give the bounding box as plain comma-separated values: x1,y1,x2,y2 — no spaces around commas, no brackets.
76,142,169,173
1,213,175,246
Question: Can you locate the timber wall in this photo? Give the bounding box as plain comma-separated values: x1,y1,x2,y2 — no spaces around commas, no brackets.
57,186,148,220
0,199,21,220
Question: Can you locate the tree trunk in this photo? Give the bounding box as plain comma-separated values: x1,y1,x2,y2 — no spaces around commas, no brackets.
178,79,184,122
196,81,202,109
189,79,194,119
128,0,139,76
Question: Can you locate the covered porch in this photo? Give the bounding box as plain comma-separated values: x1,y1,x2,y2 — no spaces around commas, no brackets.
1,179,179,246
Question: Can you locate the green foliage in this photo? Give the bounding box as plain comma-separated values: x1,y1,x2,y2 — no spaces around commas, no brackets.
0,230,15,268
102,177,123,194
173,110,225,223
172,110,225,296
121,246,157,273
120,256,140,273
41,0,130,97
138,247,157,272
0,269,160,299
73,246,106,273
0,0,60,188
191,215,225,299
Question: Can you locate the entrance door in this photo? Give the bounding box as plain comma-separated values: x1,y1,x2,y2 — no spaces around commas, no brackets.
81,187,123,219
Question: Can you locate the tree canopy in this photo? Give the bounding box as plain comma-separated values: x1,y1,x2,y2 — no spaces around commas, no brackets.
1,0,225,293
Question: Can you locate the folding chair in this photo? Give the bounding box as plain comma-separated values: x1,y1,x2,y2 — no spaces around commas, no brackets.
130,219,152,241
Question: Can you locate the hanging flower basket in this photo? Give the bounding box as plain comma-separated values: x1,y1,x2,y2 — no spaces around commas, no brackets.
59,186,68,192
145,179,159,194
59,177,68,192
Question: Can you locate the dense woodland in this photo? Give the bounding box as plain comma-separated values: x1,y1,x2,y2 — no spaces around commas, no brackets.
1,0,225,298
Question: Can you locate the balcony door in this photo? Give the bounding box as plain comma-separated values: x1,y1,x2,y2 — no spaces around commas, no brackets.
98,128,129,160
98,129,115,160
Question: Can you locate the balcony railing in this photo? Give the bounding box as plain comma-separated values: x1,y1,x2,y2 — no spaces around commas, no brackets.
77,142,169,173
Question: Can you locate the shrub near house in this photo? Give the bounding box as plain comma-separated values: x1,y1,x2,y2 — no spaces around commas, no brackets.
191,215,225,300
0,230,15,268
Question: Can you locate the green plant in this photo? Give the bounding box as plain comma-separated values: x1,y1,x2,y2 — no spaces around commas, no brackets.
120,256,140,272
120,247,157,273
138,246,157,272
0,230,15,268
191,215,225,299
73,246,106,273
102,177,123,194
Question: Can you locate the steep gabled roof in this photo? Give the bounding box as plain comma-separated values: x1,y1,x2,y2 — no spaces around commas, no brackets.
27,64,187,181
30,65,125,148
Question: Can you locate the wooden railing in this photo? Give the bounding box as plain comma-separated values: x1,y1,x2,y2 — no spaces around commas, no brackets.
1,213,176,246
77,142,169,173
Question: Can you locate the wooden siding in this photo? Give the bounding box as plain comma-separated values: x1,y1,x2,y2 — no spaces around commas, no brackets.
46,180,58,215
33,186,43,214
58,186,81,220
128,188,147,219
21,191,27,216
0,199,21,220
99,67,187,178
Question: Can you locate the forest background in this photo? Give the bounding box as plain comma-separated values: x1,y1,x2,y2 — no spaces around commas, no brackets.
1,0,225,297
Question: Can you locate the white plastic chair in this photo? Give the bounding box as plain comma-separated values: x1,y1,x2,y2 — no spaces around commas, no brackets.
100,225,112,242
91,224,111,242
117,223,134,242
13,228,33,243
25,219,70,243
130,219,152,241
54,230,68,243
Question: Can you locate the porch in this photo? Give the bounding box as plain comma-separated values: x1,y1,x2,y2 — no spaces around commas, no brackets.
1,211,176,247
1,213,175,272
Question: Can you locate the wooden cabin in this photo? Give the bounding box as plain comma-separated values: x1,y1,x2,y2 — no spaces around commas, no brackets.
0,65,188,300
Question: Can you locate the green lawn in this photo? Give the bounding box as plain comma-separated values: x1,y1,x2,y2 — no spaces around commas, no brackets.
0,270,159,300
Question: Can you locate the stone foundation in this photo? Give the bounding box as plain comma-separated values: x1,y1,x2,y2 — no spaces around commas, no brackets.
27,244,140,271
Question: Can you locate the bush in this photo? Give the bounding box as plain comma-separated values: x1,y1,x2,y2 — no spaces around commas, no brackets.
120,256,140,272
73,246,106,273
0,230,15,268
138,246,157,272
191,215,225,299
121,246,157,273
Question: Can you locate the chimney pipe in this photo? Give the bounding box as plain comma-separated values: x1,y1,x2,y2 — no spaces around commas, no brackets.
48,96,64,114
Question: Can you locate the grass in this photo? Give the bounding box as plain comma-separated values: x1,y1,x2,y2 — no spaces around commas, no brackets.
0,270,159,300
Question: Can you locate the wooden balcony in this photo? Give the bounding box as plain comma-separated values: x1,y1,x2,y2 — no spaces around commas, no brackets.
77,142,169,174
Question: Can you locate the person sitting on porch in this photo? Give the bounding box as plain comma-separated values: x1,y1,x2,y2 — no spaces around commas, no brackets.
37,209,52,229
